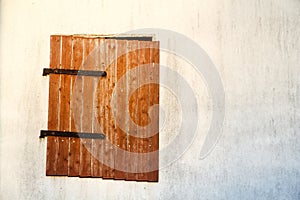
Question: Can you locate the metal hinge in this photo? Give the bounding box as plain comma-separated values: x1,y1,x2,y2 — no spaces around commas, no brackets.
43,68,107,77
40,130,105,139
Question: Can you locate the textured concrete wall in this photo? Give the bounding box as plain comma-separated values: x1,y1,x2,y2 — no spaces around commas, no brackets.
1,0,299,199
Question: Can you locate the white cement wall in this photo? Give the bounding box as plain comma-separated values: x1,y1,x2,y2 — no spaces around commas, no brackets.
1,0,300,199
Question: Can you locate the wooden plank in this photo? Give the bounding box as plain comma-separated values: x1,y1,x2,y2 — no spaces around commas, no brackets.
126,40,139,180
46,35,61,176
79,38,96,177
102,39,116,178
68,36,83,177
95,39,107,178
91,38,103,177
56,36,72,175
137,41,150,180
114,40,128,179
147,41,159,181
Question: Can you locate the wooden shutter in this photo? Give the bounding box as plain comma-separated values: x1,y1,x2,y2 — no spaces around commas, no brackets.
43,35,159,182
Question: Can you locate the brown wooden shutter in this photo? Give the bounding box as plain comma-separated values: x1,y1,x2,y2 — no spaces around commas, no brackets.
43,35,159,182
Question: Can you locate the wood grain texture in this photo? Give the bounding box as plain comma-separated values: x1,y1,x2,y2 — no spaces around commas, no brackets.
91,38,103,177
114,40,127,179
68,36,83,177
79,38,95,177
46,35,61,176
126,40,139,180
46,36,159,181
95,38,106,177
137,41,150,181
56,36,72,175
147,41,159,181
102,39,116,179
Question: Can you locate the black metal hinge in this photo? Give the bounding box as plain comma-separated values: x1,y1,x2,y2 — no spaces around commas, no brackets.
43,68,107,77
40,130,105,139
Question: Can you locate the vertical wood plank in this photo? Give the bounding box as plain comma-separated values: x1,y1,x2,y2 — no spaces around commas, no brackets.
79,38,95,177
126,40,139,180
56,36,72,175
102,39,116,178
68,36,83,177
101,39,109,178
46,35,61,176
114,40,128,179
94,38,107,178
147,41,159,181
137,41,150,180
154,42,160,181
91,38,103,177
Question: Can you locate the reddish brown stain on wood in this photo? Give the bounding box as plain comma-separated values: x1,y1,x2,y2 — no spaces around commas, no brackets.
68,36,83,177
79,38,96,177
114,40,128,179
126,41,139,180
102,39,116,179
46,36,159,182
91,38,103,177
57,36,72,175
147,41,159,181
46,35,61,176
137,41,150,181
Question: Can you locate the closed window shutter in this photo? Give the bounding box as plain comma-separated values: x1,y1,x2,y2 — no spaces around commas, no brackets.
44,35,159,182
